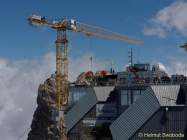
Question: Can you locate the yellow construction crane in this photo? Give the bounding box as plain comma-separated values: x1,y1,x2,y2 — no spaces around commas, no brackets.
27,14,143,140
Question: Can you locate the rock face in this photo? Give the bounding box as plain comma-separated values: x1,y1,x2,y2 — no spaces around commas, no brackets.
27,74,60,140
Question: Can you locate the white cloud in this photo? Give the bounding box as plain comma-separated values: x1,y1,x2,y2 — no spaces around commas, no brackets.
158,62,167,72
157,61,187,76
0,53,55,140
143,0,187,37
143,25,167,38
0,52,107,140
165,60,187,76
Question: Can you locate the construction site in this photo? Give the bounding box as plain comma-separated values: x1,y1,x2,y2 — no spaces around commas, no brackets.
24,14,187,140
2,1,187,140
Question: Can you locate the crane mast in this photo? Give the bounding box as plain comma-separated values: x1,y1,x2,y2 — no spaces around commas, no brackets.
27,14,143,140
55,29,68,140
55,30,68,109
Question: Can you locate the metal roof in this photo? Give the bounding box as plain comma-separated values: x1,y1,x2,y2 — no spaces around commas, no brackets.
65,85,181,136
93,86,115,102
151,85,180,106
68,86,90,104
110,87,160,140
65,87,97,133
65,86,115,133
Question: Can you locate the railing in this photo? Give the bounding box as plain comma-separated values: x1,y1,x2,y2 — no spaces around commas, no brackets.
117,80,187,86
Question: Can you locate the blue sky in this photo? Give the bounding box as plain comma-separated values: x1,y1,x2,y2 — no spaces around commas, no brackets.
0,0,187,70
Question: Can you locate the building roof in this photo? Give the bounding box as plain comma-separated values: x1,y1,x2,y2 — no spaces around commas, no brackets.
93,86,115,102
110,87,160,140
66,84,183,136
65,87,97,133
65,86,115,133
151,85,181,106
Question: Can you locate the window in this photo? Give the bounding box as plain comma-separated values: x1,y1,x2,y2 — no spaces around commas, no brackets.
121,90,131,105
96,103,116,118
69,88,87,105
121,90,142,105
133,90,141,102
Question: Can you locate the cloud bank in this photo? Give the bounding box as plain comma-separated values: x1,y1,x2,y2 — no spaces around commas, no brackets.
0,52,107,140
143,0,187,38
166,61,187,76
158,61,187,76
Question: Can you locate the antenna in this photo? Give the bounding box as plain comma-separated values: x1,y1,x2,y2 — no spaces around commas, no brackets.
137,47,140,64
90,56,93,71
110,60,115,73
185,63,186,76
128,48,133,66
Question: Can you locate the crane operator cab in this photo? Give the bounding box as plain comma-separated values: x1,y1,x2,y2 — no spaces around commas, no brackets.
68,19,77,31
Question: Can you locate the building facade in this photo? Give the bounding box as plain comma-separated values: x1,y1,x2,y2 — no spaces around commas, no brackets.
66,64,187,140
